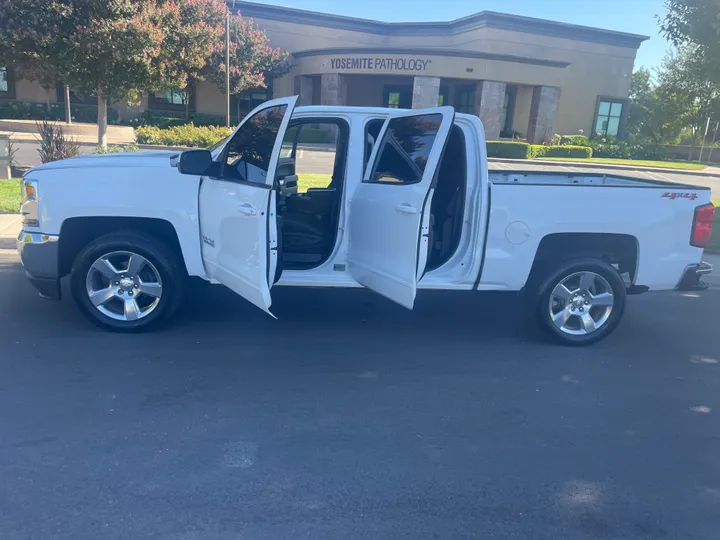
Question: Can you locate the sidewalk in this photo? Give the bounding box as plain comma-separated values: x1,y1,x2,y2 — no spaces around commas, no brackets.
0,119,134,144
0,214,20,249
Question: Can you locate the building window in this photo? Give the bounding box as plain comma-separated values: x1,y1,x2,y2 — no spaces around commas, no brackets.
154,89,186,106
231,86,272,119
0,66,16,98
55,85,95,105
595,99,625,137
0,67,8,93
455,86,475,115
148,86,195,112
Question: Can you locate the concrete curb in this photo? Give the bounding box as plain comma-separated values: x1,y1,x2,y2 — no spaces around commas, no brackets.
489,157,719,178
0,214,21,250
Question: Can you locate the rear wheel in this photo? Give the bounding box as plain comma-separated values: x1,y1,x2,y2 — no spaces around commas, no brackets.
70,231,185,332
534,258,626,346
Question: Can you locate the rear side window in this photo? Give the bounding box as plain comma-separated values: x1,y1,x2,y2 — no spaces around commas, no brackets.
366,114,443,185
364,119,384,171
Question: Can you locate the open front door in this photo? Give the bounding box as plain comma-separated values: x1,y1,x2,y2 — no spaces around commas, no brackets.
199,96,298,315
348,106,455,309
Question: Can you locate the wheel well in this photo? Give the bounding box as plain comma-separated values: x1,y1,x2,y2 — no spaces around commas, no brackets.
58,217,184,277
527,233,639,286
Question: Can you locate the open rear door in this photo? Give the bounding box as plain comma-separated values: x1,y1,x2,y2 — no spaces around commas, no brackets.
347,106,455,309
199,96,298,315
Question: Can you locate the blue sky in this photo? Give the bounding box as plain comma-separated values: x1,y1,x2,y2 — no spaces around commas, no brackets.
250,0,671,71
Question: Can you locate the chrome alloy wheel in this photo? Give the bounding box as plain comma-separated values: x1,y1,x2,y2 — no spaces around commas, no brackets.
85,251,163,321
548,271,614,336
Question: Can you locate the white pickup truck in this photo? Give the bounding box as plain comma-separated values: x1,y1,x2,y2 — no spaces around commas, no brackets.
16,96,715,345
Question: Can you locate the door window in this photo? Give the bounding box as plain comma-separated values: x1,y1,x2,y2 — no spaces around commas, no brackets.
284,124,339,192
223,104,288,183
367,114,443,185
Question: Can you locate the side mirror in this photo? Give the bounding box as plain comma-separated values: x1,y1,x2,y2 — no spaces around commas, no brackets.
178,149,212,176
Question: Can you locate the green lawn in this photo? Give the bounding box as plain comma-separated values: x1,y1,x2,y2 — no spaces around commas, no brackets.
297,173,332,193
535,157,707,171
0,179,21,214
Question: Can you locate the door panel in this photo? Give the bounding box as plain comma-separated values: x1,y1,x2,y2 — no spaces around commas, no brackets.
199,96,298,315
348,106,455,309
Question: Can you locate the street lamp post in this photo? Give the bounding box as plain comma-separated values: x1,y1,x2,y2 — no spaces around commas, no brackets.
225,4,232,128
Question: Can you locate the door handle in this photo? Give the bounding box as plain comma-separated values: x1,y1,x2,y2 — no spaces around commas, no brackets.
238,204,257,217
395,204,418,215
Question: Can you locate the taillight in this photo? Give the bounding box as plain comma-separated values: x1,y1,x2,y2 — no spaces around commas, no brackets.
691,203,715,248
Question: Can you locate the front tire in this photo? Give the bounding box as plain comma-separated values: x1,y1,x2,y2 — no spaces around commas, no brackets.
70,231,185,332
534,258,626,346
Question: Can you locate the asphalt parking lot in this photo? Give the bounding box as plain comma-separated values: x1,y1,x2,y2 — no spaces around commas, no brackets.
1,248,720,540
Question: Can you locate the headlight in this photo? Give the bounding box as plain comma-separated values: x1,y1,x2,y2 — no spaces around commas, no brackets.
20,179,39,227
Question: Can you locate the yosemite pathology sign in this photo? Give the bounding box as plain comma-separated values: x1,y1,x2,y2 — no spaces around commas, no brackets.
330,57,432,72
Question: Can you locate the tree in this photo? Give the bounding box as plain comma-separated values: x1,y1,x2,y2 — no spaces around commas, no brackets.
0,0,224,147
655,45,720,147
161,0,226,119
627,68,684,144
661,0,720,85
0,0,78,114
202,13,291,121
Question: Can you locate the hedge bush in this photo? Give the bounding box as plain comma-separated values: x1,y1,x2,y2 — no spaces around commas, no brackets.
486,141,532,159
94,143,140,154
532,145,593,159
134,123,231,147
135,124,338,147
590,138,667,160
130,109,233,128
558,134,591,147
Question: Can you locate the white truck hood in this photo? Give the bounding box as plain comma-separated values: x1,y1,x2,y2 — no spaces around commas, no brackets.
29,151,181,173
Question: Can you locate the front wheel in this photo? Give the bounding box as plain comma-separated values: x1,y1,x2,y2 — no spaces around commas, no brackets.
534,258,627,346
70,231,185,332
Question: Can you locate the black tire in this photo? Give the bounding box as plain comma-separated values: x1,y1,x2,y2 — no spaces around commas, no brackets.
533,258,626,346
70,230,186,332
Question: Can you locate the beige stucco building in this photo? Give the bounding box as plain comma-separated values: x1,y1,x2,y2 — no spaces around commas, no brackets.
0,1,648,143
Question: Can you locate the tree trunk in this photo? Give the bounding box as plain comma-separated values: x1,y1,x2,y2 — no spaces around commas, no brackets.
97,89,108,149
236,96,240,125
64,84,72,124
184,89,189,119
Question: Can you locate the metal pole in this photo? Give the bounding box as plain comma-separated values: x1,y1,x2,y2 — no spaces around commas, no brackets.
63,84,71,124
225,8,231,128
707,121,719,165
699,116,711,163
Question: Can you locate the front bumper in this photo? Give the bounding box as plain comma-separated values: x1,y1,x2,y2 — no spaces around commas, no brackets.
16,231,61,300
675,262,713,292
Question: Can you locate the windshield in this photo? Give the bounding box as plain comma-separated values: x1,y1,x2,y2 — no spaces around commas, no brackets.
209,136,229,159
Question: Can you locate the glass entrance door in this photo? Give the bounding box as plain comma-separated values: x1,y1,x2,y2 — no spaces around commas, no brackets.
383,85,413,109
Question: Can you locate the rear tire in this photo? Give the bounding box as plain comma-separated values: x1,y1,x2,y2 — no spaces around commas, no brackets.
533,258,626,346
70,231,186,332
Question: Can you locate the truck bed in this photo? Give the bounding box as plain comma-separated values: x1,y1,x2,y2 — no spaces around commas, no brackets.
489,170,702,189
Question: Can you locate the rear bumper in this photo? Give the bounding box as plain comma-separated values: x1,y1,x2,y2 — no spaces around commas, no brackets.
675,262,713,292
16,231,61,300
